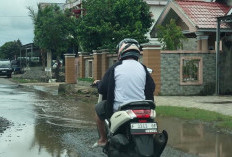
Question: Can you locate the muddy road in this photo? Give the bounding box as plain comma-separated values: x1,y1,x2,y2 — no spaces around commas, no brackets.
1,78,232,157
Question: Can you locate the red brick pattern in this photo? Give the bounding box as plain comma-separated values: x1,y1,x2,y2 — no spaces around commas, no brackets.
93,54,102,80
65,56,76,84
143,48,161,96
79,55,85,78
101,53,108,78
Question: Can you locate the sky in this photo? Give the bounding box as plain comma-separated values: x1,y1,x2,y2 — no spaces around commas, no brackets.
0,0,66,47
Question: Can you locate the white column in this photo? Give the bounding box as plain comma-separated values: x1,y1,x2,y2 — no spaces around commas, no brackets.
46,51,52,78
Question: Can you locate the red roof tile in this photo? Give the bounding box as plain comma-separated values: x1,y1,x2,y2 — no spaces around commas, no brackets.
175,1,230,29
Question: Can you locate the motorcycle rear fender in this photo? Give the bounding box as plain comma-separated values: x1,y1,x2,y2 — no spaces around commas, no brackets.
153,130,168,157
110,111,131,134
133,134,154,157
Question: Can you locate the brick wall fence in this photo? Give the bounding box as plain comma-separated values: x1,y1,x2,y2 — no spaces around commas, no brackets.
76,48,222,96
77,45,162,95
78,49,118,80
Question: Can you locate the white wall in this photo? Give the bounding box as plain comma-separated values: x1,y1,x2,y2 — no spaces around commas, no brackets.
145,0,168,42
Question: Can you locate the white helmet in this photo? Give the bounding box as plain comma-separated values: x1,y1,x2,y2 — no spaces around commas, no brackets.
116,38,141,60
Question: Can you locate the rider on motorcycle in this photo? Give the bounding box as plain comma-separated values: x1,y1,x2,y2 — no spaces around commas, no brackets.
92,38,155,148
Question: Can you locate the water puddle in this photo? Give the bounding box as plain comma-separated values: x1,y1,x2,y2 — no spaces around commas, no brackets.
158,116,232,157
0,120,80,157
0,85,80,157
37,114,95,128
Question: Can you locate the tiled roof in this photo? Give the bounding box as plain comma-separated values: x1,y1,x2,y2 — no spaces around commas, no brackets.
175,1,230,29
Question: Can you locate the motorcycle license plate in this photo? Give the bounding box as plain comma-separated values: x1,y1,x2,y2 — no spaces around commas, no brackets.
130,122,158,134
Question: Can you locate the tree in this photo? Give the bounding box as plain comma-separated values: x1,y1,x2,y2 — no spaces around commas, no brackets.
28,4,78,58
77,0,153,52
215,0,230,4
156,19,186,50
0,40,22,60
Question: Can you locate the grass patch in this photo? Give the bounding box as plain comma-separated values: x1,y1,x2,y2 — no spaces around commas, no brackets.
156,106,232,130
77,78,94,82
217,121,232,130
11,78,39,83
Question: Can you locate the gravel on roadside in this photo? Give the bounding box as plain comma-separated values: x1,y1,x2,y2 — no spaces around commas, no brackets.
0,117,12,134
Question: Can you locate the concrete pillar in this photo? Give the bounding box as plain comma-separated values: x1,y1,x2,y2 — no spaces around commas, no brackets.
93,52,102,80
201,36,209,52
64,54,76,84
196,32,203,51
79,54,85,78
197,37,202,51
142,44,161,96
196,32,209,52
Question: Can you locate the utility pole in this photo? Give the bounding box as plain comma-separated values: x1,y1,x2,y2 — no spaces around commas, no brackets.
216,18,220,95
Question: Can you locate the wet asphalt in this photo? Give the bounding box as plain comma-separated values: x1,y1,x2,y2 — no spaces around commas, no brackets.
1,77,232,157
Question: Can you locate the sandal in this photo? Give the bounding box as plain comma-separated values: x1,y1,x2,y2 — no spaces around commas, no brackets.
91,141,106,148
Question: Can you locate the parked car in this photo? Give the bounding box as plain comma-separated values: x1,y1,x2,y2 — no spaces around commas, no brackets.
10,60,21,74
0,60,13,78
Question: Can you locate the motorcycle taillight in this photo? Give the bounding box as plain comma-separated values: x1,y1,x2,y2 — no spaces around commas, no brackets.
132,109,151,119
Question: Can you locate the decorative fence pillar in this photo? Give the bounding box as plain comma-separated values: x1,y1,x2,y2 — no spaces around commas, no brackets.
142,44,161,95
79,54,85,78
93,51,102,80
64,54,76,84
101,52,108,78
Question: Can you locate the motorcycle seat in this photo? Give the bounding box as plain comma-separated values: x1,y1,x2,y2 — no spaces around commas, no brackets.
119,100,155,110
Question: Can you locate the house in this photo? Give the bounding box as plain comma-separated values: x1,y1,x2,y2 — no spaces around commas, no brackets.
147,0,232,95
19,43,40,69
63,0,83,18
151,0,232,51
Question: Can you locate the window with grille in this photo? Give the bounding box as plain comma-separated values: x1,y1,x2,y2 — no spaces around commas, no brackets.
180,57,203,85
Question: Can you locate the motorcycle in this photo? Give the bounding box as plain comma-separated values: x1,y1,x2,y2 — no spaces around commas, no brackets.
102,98,168,157
92,67,168,157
